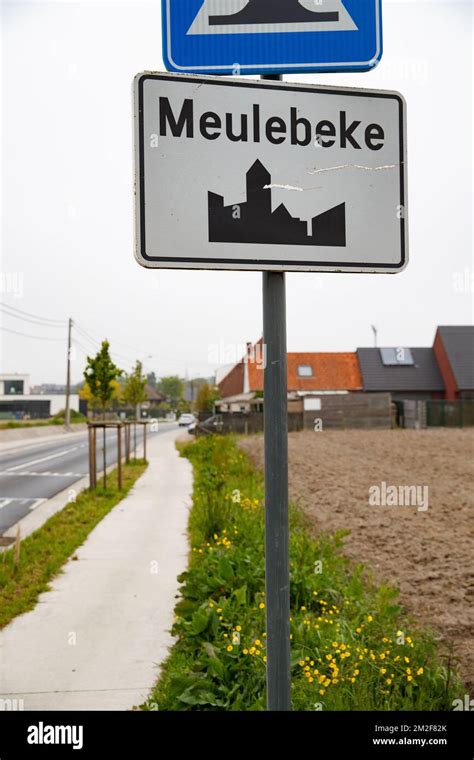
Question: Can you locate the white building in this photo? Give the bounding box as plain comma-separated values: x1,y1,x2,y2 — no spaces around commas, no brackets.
0,374,79,419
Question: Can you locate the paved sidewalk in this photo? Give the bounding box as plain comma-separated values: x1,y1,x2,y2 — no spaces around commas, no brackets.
0,429,192,710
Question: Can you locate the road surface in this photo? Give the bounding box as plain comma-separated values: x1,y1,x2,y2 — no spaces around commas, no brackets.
0,423,179,535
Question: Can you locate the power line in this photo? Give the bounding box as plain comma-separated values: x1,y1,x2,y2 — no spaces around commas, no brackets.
0,325,66,342
0,302,67,325
75,321,155,361
0,305,66,329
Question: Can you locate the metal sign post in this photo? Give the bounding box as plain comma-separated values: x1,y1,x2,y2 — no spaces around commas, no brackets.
261,73,291,712
262,270,291,710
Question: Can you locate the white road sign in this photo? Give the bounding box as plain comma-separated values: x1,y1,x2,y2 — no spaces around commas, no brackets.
134,73,408,273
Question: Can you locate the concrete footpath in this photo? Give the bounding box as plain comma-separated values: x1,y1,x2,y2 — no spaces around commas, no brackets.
0,429,192,710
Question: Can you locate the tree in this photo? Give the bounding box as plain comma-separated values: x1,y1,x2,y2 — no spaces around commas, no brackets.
158,375,184,409
123,361,148,419
146,371,158,389
80,379,122,415
195,383,220,414
83,341,123,418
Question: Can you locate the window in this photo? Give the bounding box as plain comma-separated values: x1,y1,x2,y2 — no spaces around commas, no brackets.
297,365,313,377
4,380,24,395
379,348,414,366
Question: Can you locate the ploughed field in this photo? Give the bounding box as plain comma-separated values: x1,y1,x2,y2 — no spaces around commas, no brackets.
240,428,474,689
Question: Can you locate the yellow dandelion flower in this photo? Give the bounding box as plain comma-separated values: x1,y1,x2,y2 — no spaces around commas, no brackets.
226,645,233,652
417,667,424,676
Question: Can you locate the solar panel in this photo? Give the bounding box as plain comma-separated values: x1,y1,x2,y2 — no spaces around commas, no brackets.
380,347,414,366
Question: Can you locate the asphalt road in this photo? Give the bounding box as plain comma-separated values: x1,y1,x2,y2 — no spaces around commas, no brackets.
0,423,179,535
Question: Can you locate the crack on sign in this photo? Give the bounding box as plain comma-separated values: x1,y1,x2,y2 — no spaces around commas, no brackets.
308,163,401,175
264,183,304,192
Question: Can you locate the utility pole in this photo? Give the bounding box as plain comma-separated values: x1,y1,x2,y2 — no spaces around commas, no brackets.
65,317,73,430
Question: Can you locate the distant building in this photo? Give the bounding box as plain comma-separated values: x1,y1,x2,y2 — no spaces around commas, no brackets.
217,340,361,411
0,374,79,419
30,383,67,395
356,347,445,401
217,327,474,412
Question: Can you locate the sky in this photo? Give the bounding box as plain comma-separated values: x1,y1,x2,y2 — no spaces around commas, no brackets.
1,0,473,386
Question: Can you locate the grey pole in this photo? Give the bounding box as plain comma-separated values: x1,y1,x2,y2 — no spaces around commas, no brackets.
64,317,73,430
261,70,291,713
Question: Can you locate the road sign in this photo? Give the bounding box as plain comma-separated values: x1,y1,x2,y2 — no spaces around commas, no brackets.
134,73,407,273
162,0,383,75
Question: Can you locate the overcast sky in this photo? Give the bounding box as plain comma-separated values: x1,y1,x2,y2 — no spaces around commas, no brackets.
1,0,473,386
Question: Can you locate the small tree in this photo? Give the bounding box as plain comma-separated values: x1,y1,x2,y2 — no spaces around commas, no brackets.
158,375,185,411
83,341,123,419
123,361,148,420
196,383,220,414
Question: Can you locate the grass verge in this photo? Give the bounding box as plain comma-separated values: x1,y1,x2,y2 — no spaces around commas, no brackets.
0,459,147,629
144,436,462,711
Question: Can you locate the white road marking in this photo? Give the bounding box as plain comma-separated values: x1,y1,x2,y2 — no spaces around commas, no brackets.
0,497,47,512
0,471,84,478
5,446,79,473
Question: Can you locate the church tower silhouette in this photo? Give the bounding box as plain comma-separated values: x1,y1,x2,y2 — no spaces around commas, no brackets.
208,160,346,247
210,0,339,26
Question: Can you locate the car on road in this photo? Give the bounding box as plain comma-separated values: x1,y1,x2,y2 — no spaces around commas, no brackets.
178,413,196,427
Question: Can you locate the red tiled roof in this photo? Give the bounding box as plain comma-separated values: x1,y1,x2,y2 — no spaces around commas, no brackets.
247,351,362,392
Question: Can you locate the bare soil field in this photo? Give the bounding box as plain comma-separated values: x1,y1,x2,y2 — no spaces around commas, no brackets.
240,429,474,689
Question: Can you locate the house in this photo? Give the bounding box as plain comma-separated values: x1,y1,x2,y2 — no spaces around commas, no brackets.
0,374,80,419
433,326,474,400
217,340,362,411
356,347,445,401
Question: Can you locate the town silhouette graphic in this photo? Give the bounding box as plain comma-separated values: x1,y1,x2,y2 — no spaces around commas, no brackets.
208,160,346,247
210,0,339,26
